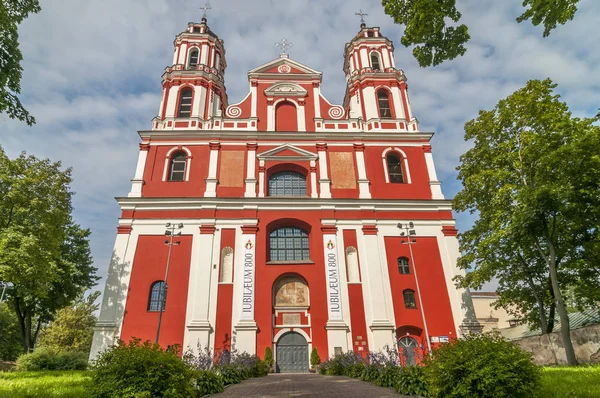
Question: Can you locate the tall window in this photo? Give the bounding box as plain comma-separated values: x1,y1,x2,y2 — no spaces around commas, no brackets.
377,90,392,119
169,151,187,181
371,53,381,71
398,336,418,366
177,88,193,118
387,153,404,183
269,227,309,262
268,171,306,196
398,257,410,274
188,49,199,69
148,281,166,312
403,289,417,309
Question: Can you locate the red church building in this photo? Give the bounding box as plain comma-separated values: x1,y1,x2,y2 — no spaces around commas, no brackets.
90,14,480,372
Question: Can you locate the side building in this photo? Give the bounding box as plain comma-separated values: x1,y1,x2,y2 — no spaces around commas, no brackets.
90,15,480,372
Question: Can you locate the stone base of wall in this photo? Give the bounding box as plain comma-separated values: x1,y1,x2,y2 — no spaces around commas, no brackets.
512,324,600,366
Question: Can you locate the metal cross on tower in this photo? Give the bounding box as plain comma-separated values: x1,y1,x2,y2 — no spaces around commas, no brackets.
200,2,212,20
276,38,294,56
355,9,368,25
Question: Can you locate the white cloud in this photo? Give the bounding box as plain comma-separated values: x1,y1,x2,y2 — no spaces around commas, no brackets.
3,0,599,297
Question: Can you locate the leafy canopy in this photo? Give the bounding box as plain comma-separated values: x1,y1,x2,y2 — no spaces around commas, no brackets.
0,0,41,125
381,0,580,67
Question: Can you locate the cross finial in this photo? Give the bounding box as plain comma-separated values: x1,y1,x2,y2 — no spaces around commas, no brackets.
355,9,368,25
200,2,212,21
275,38,294,56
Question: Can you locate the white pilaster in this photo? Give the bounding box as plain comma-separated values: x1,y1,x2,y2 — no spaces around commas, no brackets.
362,86,378,120
245,144,257,198
250,84,258,117
90,228,139,360
165,85,179,118
424,149,444,199
391,87,406,120
200,43,209,65
258,160,266,198
381,47,391,69
310,160,318,198
297,103,306,131
266,102,274,131
313,86,321,119
204,142,220,198
353,144,371,199
233,224,258,354
317,144,331,199
178,43,188,65
359,48,369,70
193,86,206,118
128,145,149,198
183,225,218,352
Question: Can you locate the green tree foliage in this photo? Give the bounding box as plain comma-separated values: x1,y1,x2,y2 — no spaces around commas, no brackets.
0,147,98,353
454,79,600,365
263,346,273,368
0,301,23,361
0,0,40,125
381,0,580,67
381,0,469,67
37,291,100,355
310,347,321,367
16,348,88,371
423,334,540,398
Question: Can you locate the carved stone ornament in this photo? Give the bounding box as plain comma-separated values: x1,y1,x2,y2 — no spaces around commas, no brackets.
278,65,292,74
264,82,308,97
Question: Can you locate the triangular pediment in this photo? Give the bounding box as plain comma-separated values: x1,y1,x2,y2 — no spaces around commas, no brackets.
257,144,318,161
264,82,308,97
249,56,322,80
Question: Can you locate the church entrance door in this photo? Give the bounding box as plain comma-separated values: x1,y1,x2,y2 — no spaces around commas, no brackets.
276,332,308,373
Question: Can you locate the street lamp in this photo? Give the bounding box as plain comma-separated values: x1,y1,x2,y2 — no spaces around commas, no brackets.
155,222,183,344
397,222,432,355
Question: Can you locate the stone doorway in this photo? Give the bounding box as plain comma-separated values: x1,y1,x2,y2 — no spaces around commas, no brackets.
276,332,309,373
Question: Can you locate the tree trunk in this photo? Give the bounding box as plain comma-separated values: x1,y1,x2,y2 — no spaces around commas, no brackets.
13,295,28,353
546,281,556,334
545,239,578,365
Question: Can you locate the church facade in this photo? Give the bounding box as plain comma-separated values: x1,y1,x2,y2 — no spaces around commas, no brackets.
90,14,478,372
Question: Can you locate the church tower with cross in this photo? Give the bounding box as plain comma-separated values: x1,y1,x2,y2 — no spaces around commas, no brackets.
91,8,480,370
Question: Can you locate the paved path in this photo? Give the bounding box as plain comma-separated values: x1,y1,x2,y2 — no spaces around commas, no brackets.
213,373,411,397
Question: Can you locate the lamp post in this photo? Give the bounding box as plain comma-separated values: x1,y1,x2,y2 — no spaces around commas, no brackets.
397,222,432,355
155,222,183,344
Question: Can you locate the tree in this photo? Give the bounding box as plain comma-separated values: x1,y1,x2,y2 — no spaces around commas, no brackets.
453,79,600,366
37,291,100,354
0,301,23,361
0,0,41,125
381,0,580,67
0,147,98,352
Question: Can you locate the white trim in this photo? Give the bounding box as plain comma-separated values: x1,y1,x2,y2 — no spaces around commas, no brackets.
163,146,193,182
258,143,318,161
273,328,311,343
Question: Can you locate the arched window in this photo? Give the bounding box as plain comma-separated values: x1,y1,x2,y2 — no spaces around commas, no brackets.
268,171,307,196
168,151,187,181
188,49,199,69
148,281,166,312
403,289,417,309
387,153,404,183
177,88,193,118
398,257,410,274
398,336,418,366
377,90,392,119
273,276,309,308
371,53,381,71
269,227,309,261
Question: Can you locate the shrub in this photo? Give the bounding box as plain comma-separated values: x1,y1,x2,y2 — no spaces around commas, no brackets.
423,333,540,398
310,347,320,368
16,348,88,371
376,365,401,388
396,366,429,397
193,370,224,395
218,364,242,385
360,362,383,383
89,339,196,398
345,362,366,378
264,346,274,369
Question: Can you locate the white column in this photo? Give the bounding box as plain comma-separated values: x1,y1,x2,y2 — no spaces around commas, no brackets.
193,86,206,118
391,86,406,120
362,86,378,120
353,144,371,199
424,147,444,199
297,102,306,131
258,161,266,198
359,48,369,70
310,160,318,198
200,43,209,65
128,144,150,198
234,225,258,354
245,143,257,198
165,85,179,118
381,47,391,69
266,101,275,131
357,225,395,352
90,227,139,360
322,226,350,356
178,43,188,65
317,143,331,198
250,83,258,117
204,142,220,197
183,225,217,352
313,84,321,119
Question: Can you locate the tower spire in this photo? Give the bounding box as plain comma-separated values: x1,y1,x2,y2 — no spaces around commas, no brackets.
355,9,368,28
275,38,294,58
200,2,212,23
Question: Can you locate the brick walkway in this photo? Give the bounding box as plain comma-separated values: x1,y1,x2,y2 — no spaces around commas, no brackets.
213,373,411,397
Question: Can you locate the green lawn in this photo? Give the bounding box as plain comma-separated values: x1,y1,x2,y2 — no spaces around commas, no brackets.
0,371,92,398
535,365,600,398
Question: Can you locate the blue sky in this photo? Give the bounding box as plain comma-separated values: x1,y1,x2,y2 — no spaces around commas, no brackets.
2,0,599,294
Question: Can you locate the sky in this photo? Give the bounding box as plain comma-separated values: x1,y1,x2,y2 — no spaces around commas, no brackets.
2,0,599,296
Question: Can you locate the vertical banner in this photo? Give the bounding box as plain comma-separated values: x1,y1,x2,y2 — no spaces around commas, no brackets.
240,234,256,321
323,234,343,321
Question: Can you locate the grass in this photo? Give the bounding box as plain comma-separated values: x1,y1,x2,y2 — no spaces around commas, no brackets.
0,370,92,398
535,365,600,398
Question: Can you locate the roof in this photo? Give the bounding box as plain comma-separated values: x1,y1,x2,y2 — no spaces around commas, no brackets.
497,309,600,340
